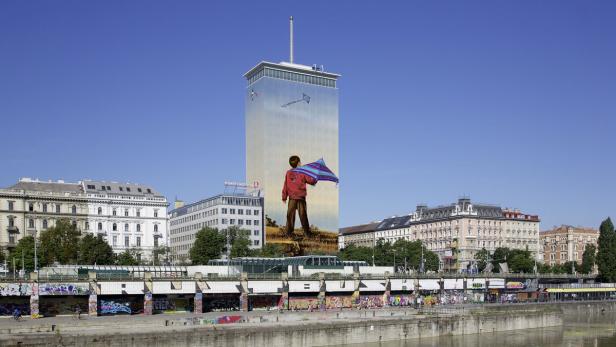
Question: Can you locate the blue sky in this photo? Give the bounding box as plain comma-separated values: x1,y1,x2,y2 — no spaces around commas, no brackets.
1,1,614,230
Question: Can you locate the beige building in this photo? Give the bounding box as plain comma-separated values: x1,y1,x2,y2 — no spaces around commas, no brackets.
339,198,541,272
540,225,599,266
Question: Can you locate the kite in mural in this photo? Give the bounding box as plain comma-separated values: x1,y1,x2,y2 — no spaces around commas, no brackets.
291,158,339,184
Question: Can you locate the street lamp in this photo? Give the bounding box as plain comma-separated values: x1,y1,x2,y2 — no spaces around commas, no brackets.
393,249,396,273
33,229,38,273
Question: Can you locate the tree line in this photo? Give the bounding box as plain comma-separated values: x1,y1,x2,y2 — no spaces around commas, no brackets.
1,219,169,272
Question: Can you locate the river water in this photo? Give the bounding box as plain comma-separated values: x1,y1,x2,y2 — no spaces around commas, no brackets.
348,311,616,347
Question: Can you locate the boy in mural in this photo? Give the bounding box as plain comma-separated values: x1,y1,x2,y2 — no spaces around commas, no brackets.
282,155,317,237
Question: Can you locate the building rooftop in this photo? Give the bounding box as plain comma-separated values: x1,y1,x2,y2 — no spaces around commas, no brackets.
244,61,340,80
540,225,599,234
83,180,163,198
339,222,380,235
6,178,83,194
168,192,263,218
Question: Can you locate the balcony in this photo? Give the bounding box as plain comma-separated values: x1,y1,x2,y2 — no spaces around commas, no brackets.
7,225,19,234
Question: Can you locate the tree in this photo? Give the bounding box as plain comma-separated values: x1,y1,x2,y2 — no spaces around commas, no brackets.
508,249,534,273
152,246,171,265
491,247,511,273
230,230,256,258
338,244,374,264
581,244,597,274
78,234,114,265
189,227,226,265
597,218,616,281
8,236,36,273
39,219,81,266
265,215,278,227
259,243,285,258
474,248,490,272
116,248,140,266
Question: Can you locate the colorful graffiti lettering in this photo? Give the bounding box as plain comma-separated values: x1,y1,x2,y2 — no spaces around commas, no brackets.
216,315,242,324
288,296,320,310
100,300,132,315
144,293,153,315
357,295,384,308
204,295,240,312
0,283,32,296
39,283,89,296
388,295,414,306
325,295,353,309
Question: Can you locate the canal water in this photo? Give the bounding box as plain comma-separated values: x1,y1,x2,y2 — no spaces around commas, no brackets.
349,311,616,347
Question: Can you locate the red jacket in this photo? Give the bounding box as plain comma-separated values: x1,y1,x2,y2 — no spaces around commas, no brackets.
282,170,317,201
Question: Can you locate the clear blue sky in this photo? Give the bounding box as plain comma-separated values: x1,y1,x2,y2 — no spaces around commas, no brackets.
1,1,614,230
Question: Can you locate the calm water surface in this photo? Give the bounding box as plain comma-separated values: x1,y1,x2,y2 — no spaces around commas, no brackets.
345,311,616,347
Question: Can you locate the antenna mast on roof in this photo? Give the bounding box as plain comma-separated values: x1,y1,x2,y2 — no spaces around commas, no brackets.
289,16,294,63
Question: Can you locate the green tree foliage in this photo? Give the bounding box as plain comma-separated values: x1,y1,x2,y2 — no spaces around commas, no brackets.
39,219,81,266
8,236,36,272
490,247,535,273
508,249,534,273
491,247,510,272
116,248,140,266
230,230,256,258
189,227,226,265
474,248,490,272
338,244,374,264
258,243,285,258
597,218,616,281
581,244,597,274
78,234,115,265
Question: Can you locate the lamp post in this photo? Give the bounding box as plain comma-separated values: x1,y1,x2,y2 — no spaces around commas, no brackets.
33,229,38,273
393,249,396,273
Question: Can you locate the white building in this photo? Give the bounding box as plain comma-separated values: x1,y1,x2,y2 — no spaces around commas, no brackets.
168,192,264,264
0,178,168,261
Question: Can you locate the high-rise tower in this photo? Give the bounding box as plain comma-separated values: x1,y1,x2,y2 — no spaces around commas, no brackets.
244,17,339,239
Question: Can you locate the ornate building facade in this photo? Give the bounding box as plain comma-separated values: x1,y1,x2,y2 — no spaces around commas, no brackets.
540,225,599,266
339,198,541,271
0,178,168,261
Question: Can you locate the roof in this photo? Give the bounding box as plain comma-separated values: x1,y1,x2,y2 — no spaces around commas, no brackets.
339,222,380,235
540,225,599,235
83,180,163,198
244,61,340,80
7,179,83,194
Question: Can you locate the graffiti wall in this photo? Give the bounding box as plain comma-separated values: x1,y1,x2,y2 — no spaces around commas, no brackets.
98,296,143,315
388,294,414,307
288,296,320,310
203,294,240,312
39,296,88,316
144,293,153,315
100,300,132,315
325,295,353,309
39,283,89,296
249,295,279,311
0,297,30,316
153,296,192,313
357,295,384,308
203,315,243,324
0,283,32,296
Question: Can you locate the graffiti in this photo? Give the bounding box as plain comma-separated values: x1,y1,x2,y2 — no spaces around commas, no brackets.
506,281,526,290
357,295,384,308
278,292,288,310
202,315,243,324
194,293,203,314
89,295,97,316
154,298,176,311
0,283,32,296
100,300,132,315
249,295,279,310
39,283,89,296
288,296,320,310
325,296,353,309
204,295,240,312
388,295,414,307
144,293,153,315
0,303,30,316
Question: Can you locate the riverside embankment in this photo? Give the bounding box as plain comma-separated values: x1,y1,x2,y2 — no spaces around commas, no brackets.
2,301,615,347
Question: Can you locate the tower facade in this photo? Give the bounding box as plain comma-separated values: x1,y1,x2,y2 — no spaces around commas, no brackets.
244,61,339,236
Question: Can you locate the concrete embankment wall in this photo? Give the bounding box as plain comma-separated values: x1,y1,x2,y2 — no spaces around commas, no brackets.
3,305,567,347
